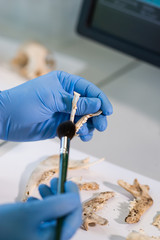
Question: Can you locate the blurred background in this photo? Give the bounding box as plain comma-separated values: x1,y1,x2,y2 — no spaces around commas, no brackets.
0,0,82,46
0,0,159,181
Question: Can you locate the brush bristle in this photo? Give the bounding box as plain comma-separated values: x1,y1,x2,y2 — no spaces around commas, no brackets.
57,121,76,140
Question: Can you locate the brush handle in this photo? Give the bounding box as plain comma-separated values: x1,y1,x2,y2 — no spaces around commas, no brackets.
58,152,69,193
56,137,70,240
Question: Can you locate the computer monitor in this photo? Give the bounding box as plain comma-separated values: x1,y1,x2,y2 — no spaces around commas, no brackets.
77,0,160,67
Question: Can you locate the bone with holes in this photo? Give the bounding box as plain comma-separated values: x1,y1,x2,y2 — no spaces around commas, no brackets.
82,191,115,231
118,179,153,224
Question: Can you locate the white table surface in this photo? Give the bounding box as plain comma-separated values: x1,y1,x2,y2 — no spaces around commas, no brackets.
0,140,159,239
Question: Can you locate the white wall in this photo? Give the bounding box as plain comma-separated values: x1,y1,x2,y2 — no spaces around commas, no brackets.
0,0,83,46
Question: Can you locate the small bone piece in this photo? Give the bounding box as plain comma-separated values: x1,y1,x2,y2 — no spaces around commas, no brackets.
152,214,160,229
75,110,102,133
12,42,55,79
118,179,153,224
78,182,99,191
70,91,80,122
23,155,104,201
126,231,160,240
82,191,115,230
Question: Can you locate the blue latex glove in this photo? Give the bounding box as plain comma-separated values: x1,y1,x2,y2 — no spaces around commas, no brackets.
0,71,113,141
28,178,82,240
0,180,81,240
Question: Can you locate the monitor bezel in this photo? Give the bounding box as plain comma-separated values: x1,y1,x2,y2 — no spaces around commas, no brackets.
77,0,160,67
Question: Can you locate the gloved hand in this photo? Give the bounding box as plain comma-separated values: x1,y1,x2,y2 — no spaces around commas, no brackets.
0,180,82,240
0,71,113,141
28,178,82,240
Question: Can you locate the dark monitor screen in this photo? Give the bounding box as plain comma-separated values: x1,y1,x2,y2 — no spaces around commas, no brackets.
77,0,160,67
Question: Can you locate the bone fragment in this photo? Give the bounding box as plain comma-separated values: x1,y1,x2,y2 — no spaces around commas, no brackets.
82,191,115,230
118,179,153,224
78,182,99,191
75,110,102,133
69,91,102,133
12,42,55,79
23,155,104,201
70,91,80,122
126,231,160,240
152,214,160,229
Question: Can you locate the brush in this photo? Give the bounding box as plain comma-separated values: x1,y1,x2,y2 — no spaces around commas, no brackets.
56,120,76,240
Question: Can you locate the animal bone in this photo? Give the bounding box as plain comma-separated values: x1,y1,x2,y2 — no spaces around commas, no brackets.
78,182,99,191
126,231,160,240
12,42,55,79
82,191,115,230
70,91,80,122
69,91,102,134
23,155,104,201
82,212,108,230
75,110,102,133
118,179,153,224
152,214,160,229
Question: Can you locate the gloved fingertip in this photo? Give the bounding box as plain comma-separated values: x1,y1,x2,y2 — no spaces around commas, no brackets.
107,106,113,115
92,115,107,131
38,184,52,198
50,178,58,194
77,97,101,115
38,184,46,193
80,132,93,142
38,184,47,191
102,100,113,116
77,122,89,136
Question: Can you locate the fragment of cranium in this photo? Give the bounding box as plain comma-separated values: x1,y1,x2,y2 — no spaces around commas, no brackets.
82,191,115,231
126,231,160,240
118,179,153,224
12,42,55,79
152,214,160,229
23,154,104,201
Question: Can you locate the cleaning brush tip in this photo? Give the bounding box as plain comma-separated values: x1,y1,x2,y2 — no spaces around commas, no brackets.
57,121,76,140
